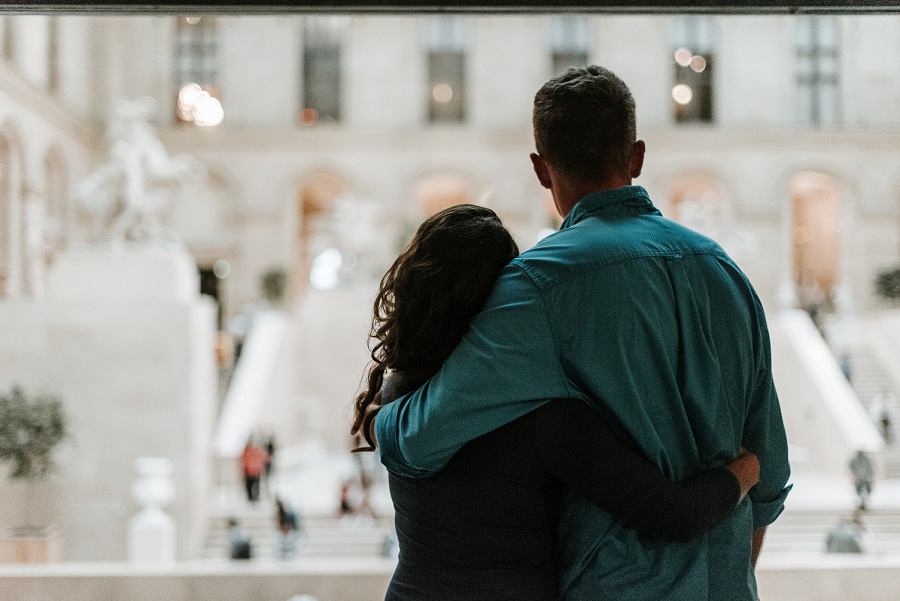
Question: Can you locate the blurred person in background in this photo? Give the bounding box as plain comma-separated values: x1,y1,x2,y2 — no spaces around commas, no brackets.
870,388,895,444
275,498,302,560
227,518,252,560
825,512,865,554
850,450,875,510
240,438,268,503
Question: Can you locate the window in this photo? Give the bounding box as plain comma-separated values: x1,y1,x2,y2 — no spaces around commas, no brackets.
670,16,715,123
174,16,223,126
300,17,346,125
2,16,15,61
47,16,60,93
0,137,10,298
548,16,589,76
426,17,467,123
795,17,840,127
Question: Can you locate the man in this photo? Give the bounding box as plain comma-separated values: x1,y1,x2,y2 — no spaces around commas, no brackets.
373,65,791,600
849,449,874,510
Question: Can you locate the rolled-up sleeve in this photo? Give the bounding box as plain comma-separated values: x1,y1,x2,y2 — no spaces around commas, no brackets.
375,264,571,477
744,299,792,530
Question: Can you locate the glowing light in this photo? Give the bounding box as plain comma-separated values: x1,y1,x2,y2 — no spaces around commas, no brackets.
178,83,202,109
300,108,319,126
310,248,343,290
674,47,693,67
690,55,707,73
185,16,201,25
193,93,224,126
671,84,693,105
213,259,231,279
432,83,453,103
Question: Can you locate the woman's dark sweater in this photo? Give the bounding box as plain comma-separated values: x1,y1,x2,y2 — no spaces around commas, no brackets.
384,398,741,601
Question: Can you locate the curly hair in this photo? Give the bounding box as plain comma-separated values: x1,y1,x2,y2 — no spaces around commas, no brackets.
351,204,520,440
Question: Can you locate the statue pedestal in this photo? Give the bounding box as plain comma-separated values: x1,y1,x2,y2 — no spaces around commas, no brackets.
0,246,216,561
46,246,199,304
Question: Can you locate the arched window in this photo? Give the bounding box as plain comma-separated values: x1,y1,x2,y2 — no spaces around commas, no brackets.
0,136,10,298
668,175,725,233
416,173,473,215
791,172,841,311
294,172,349,293
0,131,24,299
44,149,68,255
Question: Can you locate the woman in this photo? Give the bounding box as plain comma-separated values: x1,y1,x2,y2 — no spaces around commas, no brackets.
352,205,758,601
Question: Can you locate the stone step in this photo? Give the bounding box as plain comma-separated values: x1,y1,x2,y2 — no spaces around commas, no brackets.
202,514,395,561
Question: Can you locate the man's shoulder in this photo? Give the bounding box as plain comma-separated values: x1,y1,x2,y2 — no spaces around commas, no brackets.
511,214,728,290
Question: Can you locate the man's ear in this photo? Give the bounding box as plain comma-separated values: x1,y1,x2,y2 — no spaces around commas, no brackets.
630,140,646,179
530,153,552,189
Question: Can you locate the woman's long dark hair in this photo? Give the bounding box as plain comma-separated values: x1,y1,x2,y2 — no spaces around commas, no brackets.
351,204,520,438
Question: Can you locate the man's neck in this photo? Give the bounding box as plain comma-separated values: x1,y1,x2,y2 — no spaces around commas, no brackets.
556,175,633,218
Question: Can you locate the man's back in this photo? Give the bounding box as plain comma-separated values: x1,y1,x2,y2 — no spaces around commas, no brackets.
519,188,788,599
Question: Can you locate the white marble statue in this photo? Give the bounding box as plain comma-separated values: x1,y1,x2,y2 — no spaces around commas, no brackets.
71,98,205,246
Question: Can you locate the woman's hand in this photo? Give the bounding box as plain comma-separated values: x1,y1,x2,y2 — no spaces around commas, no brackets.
351,391,383,453
725,447,760,505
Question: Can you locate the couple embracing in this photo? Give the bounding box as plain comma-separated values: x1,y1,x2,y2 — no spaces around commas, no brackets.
352,65,791,601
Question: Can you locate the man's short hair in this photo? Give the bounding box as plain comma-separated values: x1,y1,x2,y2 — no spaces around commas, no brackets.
533,65,637,183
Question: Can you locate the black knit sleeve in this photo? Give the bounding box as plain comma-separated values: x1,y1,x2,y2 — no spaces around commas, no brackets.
531,399,741,542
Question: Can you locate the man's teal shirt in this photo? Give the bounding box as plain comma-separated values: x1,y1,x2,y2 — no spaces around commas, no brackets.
375,185,791,600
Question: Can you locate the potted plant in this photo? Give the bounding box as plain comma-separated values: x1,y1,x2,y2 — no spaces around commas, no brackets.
874,266,900,304
260,266,289,306
0,385,68,562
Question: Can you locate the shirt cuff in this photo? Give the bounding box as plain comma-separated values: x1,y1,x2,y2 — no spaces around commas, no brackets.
752,483,793,530
374,398,434,478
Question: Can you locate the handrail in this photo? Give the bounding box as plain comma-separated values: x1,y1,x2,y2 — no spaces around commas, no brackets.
212,309,287,458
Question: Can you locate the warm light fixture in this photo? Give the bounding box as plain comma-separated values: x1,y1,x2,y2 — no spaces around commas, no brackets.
690,55,707,73
672,84,693,105
432,83,454,103
177,83,224,126
674,47,693,67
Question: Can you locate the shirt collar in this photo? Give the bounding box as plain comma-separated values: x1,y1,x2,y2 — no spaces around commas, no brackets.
560,185,653,229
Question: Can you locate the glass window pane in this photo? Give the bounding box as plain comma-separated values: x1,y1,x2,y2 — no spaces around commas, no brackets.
428,51,465,122
820,85,839,125
794,18,813,49
552,51,589,76
817,18,839,48
303,46,341,121
425,16,467,52
548,16,589,53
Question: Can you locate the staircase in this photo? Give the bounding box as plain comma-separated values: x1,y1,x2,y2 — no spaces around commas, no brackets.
764,507,900,555
201,505,395,561
847,347,900,478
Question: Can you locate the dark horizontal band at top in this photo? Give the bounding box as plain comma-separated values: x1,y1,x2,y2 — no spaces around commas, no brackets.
1,1,900,16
